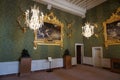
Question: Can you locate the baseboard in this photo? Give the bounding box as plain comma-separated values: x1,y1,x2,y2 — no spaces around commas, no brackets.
0,73,18,78
102,67,110,70
82,63,93,67
0,67,64,77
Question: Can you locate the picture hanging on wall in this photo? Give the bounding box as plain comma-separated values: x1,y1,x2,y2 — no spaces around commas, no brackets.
34,12,64,49
103,7,120,47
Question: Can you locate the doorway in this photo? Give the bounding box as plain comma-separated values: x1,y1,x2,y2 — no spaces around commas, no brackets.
92,47,103,67
75,43,84,64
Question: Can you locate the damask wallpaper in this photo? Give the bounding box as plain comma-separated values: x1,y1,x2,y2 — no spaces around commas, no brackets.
0,0,83,62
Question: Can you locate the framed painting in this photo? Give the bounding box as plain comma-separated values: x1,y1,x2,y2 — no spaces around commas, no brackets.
34,12,64,49
103,7,120,47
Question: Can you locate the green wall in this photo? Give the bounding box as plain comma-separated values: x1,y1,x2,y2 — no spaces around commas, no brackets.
84,0,120,58
0,0,83,62
1,0,119,62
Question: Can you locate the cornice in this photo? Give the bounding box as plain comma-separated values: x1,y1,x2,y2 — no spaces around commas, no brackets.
34,0,86,17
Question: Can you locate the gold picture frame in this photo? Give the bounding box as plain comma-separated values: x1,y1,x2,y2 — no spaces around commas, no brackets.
103,7,120,47
34,12,64,49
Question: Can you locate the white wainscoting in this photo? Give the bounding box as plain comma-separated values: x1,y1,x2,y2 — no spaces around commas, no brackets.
72,57,77,65
83,57,111,68
0,61,19,76
0,57,76,75
0,57,110,75
83,57,93,65
31,58,63,71
102,58,111,68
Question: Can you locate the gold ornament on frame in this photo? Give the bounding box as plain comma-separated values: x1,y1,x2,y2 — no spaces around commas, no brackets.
103,7,120,47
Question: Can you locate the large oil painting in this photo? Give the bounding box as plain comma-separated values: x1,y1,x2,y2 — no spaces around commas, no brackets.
106,21,120,40
34,12,64,49
103,7,120,47
37,22,61,41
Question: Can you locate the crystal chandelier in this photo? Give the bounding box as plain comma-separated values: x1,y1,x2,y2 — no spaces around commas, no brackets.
25,5,44,30
82,22,94,38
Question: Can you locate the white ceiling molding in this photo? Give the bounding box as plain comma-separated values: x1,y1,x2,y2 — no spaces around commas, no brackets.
33,0,107,18
47,4,52,10
66,0,107,10
34,0,86,17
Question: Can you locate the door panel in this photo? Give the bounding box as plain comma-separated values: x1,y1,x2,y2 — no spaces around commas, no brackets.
92,47,102,67
77,46,81,64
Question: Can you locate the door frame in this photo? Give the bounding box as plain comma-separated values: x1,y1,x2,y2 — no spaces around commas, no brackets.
75,43,84,64
92,47,103,67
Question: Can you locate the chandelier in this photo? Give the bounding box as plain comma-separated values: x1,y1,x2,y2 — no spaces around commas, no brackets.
82,22,94,38
25,5,44,30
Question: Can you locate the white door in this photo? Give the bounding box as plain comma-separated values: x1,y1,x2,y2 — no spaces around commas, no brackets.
92,47,103,67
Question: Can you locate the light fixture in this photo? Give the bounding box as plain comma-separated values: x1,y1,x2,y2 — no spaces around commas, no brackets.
25,5,44,30
82,22,94,38
81,0,95,39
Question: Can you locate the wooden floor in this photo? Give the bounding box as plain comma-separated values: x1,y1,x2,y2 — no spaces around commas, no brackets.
0,65,120,80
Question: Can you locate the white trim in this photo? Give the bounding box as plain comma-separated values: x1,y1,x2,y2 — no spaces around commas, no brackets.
34,0,86,17
83,57,93,65
0,57,110,75
75,43,84,64
72,57,77,65
83,57,111,68
0,61,19,75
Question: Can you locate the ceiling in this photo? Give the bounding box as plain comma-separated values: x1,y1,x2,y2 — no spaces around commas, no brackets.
34,0,107,17
66,0,106,10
